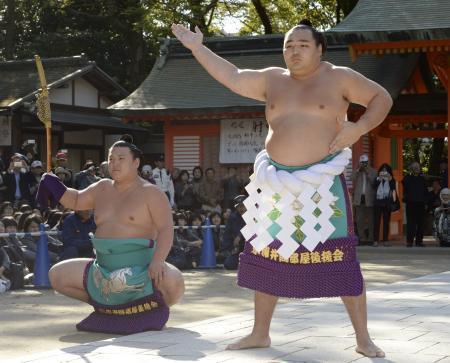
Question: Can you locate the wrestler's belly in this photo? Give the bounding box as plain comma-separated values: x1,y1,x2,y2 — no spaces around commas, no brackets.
265,117,338,166
95,222,156,240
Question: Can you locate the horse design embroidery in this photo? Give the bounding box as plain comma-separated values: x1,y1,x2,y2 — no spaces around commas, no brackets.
93,267,145,301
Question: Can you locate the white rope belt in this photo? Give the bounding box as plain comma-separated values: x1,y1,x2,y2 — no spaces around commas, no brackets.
241,148,352,259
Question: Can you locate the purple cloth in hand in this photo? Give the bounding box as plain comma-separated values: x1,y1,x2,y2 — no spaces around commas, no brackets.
36,173,67,208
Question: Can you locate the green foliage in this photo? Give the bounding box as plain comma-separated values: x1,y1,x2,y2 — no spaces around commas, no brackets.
0,0,225,90
0,0,151,90
215,0,341,35
0,1,359,89
403,137,447,176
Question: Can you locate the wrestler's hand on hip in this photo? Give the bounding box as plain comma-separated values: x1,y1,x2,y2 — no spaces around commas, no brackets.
148,259,165,288
171,24,203,51
329,116,362,154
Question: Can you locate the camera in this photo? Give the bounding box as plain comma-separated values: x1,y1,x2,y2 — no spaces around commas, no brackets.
13,161,22,168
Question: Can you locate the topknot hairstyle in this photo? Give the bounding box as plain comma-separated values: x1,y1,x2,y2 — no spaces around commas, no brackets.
120,134,134,143
110,134,142,160
299,19,313,27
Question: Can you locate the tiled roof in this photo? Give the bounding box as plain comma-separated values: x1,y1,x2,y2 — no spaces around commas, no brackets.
52,111,147,131
327,0,450,43
0,55,128,108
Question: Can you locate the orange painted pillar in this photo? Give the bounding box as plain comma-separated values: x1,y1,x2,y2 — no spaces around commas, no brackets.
164,121,174,170
388,136,404,240
389,124,404,239
373,135,390,170
352,137,365,171
373,134,403,240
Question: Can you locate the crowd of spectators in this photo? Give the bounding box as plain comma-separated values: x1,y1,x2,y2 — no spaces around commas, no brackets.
131,155,249,271
166,195,246,271
0,146,248,292
0,199,96,292
3,140,450,294
352,154,449,247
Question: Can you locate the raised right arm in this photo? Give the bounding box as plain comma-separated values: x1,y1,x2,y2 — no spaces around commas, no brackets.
171,24,268,102
37,173,104,211
59,180,101,211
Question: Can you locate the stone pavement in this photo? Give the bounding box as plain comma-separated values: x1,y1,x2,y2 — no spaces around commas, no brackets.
6,270,450,363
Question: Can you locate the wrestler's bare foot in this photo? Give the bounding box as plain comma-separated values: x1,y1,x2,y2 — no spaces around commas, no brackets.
226,333,271,350
355,340,385,358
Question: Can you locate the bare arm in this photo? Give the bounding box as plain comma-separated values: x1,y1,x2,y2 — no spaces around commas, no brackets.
59,179,104,211
148,187,174,263
343,67,393,134
171,24,268,101
147,185,174,287
329,67,393,153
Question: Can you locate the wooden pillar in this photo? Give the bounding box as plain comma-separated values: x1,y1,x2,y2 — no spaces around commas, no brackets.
388,135,403,239
373,134,391,170
164,121,173,170
374,133,406,240
351,137,365,171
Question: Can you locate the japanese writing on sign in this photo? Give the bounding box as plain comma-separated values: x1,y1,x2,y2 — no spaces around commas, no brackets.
219,118,269,163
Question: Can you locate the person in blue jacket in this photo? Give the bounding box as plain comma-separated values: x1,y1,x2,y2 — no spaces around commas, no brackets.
60,210,96,260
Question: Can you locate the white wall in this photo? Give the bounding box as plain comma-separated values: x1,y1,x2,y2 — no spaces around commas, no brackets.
49,83,72,105
49,78,117,109
74,78,98,108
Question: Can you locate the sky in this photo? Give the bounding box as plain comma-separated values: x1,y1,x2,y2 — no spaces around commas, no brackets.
221,16,242,34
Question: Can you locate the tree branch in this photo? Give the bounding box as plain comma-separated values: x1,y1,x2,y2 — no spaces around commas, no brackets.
251,0,273,34
204,0,219,13
207,5,216,28
223,0,258,33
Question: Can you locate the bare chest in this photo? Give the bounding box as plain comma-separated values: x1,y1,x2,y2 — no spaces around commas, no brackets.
265,74,347,124
94,187,151,227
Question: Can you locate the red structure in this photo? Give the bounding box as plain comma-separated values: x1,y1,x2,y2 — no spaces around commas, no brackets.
110,0,450,239
328,0,450,237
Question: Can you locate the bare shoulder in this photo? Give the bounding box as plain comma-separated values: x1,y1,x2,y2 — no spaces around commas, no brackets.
265,66,286,74
85,178,112,193
247,66,286,81
265,67,288,78
96,178,113,189
326,62,366,81
140,179,172,220
141,179,166,199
